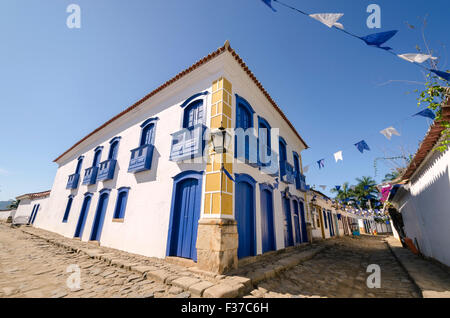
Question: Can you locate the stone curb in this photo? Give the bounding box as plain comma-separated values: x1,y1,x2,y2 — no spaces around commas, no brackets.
384,237,450,298
17,226,326,298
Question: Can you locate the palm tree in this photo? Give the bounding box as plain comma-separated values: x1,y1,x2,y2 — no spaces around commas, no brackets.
330,182,355,204
353,176,379,209
7,200,19,209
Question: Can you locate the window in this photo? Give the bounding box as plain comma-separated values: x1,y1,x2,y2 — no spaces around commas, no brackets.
92,147,103,167
183,100,204,129
235,95,255,162
113,187,130,220
62,195,74,223
258,117,271,151
75,156,84,174
108,137,121,160
279,137,287,177
140,122,155,146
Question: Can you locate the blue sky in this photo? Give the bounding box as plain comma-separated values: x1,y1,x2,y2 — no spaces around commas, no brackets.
0,0,448,200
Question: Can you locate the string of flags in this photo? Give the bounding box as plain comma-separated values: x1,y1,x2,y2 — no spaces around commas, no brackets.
259,0,450,82
302,101,437,172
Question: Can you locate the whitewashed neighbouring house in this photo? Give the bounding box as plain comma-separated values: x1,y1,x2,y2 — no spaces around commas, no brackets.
389,96,450,267
28,41,315,273
14,190,51,225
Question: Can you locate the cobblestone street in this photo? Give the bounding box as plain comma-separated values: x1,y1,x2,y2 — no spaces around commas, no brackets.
0,223,422,298
245,236,421,298
0,224,176,298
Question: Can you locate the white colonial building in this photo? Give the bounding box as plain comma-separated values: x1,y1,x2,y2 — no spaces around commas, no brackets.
28,41,314,273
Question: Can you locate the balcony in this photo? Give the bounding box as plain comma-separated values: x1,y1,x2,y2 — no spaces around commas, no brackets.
169,124,206,162
97,159,117,181
128,144,154,173
280,161,295,184
66,173,80,189
296,172,307,192
82,166,98,185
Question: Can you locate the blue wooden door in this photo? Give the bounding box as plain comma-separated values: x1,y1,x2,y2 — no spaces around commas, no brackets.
299,201,308,243
74,195,92,238
292,200,301,244
90,192,110,241
260,189,276,253
169,178,201,261
236,181,255,259
282,197,294,247
31,204,40,224
327,211,333,236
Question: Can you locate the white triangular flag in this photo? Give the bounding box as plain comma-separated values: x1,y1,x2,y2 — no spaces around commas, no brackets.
303,165,310,173
334,151,343,162
319,185,327,190
380,126,401,140
309,13,344,29
397,53,437,64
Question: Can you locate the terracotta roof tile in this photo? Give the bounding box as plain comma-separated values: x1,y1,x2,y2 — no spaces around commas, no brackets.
54,42,308,162
401,93,450,181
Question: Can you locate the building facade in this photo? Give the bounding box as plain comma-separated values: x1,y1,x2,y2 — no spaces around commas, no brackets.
14,190,51,225
389,96,450,266
28,42,314,273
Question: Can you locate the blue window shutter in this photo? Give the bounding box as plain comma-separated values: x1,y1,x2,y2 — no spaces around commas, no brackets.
109,141,119,160
114,189,129,219
140,124,155,146
93,150,102,167
183,100,203,128
62,197,73,222
75,158,83,174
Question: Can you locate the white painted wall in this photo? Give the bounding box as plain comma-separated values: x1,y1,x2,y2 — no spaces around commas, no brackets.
392,147,450,266
36,56,231,258
14,196,49,224
0,209,14,221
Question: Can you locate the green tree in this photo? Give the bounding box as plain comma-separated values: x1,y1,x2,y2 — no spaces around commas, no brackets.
7,200,19,209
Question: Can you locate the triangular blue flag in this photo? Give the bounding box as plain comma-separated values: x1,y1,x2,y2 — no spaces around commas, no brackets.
354,140,370,153
364,185,369,190
317,159,325,169
335,185,341,191
360,30,398,50
430,69,450,81
414,109,435,120
223,167,235,182
260,0,277,12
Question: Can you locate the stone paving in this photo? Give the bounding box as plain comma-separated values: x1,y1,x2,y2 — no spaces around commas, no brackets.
385,236,450,298
0,223,425,298
244,235,421,298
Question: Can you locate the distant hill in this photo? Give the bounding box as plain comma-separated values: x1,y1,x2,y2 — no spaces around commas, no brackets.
0,200,13,210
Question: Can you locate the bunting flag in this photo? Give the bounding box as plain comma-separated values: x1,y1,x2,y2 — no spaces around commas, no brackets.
223,167,235,182
359,30,398,50
430,69,450,81
319,185,327,190
335,185,341,191
303,165,310,173
260,0,277,12
354,140,370,153
258,2,449,83
380,126,401,140
398,53,437,64
317,159,325,169
309,13,344,29
414,109,435,120
334,151,343,162
364,185,370,190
